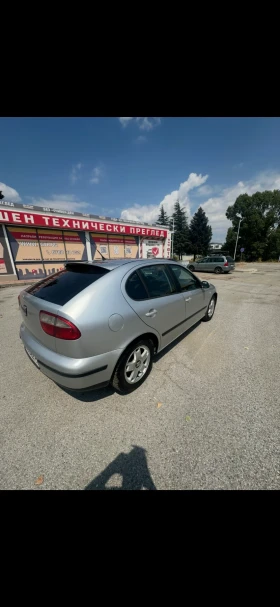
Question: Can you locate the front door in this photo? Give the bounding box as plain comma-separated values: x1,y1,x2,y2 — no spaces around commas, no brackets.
123,264,186,350
196,257,209,271
168,265,207,330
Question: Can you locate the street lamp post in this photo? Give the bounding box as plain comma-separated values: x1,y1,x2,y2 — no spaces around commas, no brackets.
234,213,243,261
171,216,175,259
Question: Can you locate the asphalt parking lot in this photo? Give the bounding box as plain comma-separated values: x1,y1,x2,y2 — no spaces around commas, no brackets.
1,264,280,490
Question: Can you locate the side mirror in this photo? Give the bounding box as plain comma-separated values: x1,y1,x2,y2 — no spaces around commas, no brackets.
201,280,210,288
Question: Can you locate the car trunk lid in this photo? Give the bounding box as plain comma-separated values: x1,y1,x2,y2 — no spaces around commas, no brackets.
19,289,60,352
226,256,235,269
19,265,110,353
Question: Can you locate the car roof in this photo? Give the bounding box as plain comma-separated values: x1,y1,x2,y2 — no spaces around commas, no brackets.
65,258,179,272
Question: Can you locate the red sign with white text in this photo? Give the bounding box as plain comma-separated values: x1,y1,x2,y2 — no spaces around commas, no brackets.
0,209,168,238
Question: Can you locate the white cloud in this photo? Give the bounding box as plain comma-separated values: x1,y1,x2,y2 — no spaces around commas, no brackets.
195,184,213,197
121,169,280,240
29,194,90,212
119,117,161,131
70,162,82,184
90,165,103,184
201,170,280,241
0,181,21,202
136,117,161,131
119,117,134,127
121,172,208,224
135,135,147,144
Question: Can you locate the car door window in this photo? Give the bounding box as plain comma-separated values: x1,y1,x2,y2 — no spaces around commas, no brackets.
197,258,207,263
169,265,201,292
139,264,176,298
125,271,149,301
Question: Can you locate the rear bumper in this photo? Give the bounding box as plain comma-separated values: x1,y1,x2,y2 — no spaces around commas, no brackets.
20,323,123,390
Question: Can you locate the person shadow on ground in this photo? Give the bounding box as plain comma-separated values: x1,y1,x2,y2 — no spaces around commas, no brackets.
84,445,157,490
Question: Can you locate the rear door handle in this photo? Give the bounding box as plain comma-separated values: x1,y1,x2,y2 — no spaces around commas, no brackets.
145,309,157,317
185,297,191,302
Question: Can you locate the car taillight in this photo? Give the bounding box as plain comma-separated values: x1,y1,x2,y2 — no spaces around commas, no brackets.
39,311,81,340
224,261,228,266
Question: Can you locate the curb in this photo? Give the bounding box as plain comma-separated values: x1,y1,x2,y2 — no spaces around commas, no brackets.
0,281,35,289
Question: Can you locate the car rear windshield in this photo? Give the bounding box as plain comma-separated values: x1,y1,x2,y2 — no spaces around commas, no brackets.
27,264,109,306
226,256,234,262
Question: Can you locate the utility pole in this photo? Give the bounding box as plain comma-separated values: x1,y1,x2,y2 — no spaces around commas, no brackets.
234,213,243,261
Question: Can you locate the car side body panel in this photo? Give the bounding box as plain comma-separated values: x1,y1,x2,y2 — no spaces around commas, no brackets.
19,259,217,391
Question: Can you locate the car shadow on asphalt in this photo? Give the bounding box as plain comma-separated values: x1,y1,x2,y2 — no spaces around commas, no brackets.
84,445,157,490
61,384,115,402
62,321,202,403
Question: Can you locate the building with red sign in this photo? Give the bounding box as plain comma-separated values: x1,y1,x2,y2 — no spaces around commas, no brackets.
0,201,171,282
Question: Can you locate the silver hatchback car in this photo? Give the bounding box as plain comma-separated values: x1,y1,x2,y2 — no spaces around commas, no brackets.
19,259,217,394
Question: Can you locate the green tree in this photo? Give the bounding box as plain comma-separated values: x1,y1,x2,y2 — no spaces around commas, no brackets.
0,191,4,200
226,190,280,261
263,227,280,261
189,206,212,260
157,205,169,226
172,200,189,259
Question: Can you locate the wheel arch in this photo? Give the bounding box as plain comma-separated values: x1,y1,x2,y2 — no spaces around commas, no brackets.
110,332,159,382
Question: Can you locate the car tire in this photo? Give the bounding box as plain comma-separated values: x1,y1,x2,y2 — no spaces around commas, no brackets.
189,265,195,272
214,266,222,274
202,296,216,322
111,338,154,394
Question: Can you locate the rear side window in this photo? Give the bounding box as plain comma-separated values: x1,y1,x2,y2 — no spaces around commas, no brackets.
217,257,224,262
126,272,149,301
28,265,109,306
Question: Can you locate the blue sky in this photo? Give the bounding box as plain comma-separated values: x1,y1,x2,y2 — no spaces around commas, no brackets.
1,117,280,241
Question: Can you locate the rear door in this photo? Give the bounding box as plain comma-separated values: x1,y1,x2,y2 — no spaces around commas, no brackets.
123,264,186,349
168,265,207,330
206,257,218,272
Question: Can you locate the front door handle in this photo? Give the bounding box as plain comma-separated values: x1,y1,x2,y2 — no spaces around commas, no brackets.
185,297,191,302
145,309,157,317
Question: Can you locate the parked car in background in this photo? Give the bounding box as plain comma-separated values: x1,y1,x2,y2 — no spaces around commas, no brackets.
19,259,217,395
188,255,235,274
178,260,189,269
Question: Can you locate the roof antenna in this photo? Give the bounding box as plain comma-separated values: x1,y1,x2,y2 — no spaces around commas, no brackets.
96,248,106,261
